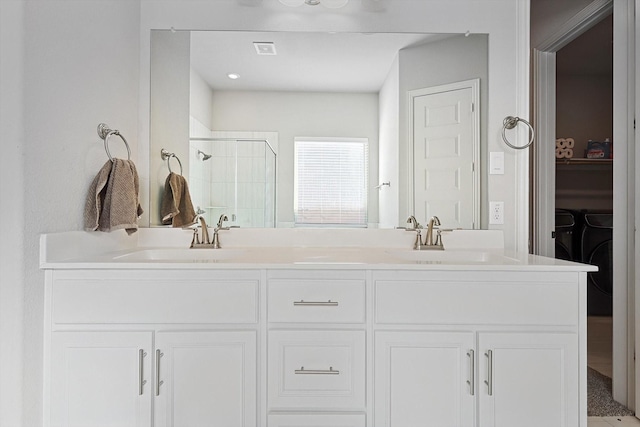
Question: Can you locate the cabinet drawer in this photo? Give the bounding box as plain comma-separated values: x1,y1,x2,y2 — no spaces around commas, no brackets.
268,330,365,409
268,280,365,323
375,280,578,325
268,413,366,427
52,279,258,324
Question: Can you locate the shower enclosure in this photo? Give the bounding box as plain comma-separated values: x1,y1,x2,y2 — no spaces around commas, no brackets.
189,138,276,228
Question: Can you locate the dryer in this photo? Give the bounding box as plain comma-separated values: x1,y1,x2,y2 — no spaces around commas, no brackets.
554,209,576,261
580,213,613,316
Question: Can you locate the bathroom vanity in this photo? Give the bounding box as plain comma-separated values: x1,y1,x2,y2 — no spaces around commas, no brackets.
40,229,595,427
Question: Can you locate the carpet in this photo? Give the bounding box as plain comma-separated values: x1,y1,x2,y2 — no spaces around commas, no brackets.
588,366,635,417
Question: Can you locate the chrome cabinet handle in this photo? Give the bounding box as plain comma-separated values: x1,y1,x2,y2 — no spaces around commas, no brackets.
138,349,147,395
293,300,339,306
294,366,340,375
466,349,475,396
155,349,164,396
484,350,493,396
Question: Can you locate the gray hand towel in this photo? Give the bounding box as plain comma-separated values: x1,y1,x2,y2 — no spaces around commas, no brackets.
160,172,197,228
84,159,143,235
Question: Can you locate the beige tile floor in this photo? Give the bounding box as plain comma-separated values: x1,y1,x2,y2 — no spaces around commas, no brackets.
587,316,638,426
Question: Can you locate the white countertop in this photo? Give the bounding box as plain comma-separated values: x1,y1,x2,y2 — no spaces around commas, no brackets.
39,228,597,272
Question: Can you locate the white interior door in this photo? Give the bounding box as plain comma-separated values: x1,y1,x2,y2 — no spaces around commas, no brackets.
412,80,479,229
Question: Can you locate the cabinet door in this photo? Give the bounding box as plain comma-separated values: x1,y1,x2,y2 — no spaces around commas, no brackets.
374,331,475,427
50,331,152,427
478,332,578,427
154,331,257,427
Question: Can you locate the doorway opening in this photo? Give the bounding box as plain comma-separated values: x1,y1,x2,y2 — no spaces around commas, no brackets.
532,0,637,414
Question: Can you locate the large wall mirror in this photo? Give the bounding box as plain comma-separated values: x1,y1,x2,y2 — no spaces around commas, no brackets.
150,30,488,229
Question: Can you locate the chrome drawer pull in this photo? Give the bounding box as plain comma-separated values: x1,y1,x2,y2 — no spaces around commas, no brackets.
295,366,340,375
466,349,474,396
138,349,147,395
293,300,339,306
484,350,493,396
155,349,164,396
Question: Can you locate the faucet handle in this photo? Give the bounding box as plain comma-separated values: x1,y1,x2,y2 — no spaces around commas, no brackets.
406,215,423,229
190,228,201,247
216,214,229,229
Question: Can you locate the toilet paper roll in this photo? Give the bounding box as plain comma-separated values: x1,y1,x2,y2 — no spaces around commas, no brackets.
565,138,575,148
556,138,567,149
556,147,565,158
564,148,573,158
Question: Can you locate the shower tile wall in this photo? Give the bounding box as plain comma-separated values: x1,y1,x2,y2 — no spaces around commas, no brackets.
188,118,277,227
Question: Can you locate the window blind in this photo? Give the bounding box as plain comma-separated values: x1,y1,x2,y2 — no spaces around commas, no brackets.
294,137,368,226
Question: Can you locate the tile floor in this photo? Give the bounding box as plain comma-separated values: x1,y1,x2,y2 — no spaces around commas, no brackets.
586,316,638,426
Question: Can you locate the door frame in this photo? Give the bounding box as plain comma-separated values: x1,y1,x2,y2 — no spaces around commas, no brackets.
408,79,481,229
532,0,637,408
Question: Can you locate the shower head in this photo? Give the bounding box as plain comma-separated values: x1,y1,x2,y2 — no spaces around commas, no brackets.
197,150,212,161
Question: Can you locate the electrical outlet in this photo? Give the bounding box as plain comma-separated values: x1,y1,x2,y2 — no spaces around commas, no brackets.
489,201,504,225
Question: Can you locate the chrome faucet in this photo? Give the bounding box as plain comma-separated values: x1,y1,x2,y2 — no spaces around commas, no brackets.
189,214,212,248
189,214,234,249
423,216,444,250
404,215,445,250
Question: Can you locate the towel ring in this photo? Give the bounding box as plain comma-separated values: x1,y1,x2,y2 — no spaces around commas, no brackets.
97,123,131,162
161,149,183,175
501,116,535,150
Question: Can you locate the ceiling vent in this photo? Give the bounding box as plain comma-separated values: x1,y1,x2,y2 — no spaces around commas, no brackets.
254,42,277,55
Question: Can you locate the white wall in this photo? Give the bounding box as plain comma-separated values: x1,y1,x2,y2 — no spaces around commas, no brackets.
210,90,380,226
190,69,214,131
0,2,25,426
397,34,489,227
378,56,400,228
149,30,191,225
18,2,141,425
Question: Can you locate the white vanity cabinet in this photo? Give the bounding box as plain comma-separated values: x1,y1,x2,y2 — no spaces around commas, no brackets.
41,235,591,427
49,330,257,427
372,270,584,427
44,270,260,427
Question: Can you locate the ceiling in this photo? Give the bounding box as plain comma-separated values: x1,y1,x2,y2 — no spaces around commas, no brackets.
189,30,447,93
556,14,613,76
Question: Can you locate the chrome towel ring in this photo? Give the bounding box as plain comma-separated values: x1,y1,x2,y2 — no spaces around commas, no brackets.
501,116,535,150
160,149,183,175
97,123,131,162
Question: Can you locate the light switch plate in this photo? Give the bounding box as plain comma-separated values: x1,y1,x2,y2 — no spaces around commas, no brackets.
489,152,504,175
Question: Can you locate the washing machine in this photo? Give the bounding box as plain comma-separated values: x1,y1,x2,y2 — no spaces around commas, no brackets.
554,210,576,261
580,213,613,316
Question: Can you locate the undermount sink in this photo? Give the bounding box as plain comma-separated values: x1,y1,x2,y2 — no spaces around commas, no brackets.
112,248,246,262
385,249,494,263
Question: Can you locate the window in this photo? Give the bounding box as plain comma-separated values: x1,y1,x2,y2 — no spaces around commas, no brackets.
294,137,368,227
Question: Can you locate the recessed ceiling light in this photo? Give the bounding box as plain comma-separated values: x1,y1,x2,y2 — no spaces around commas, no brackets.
227,73,240,80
